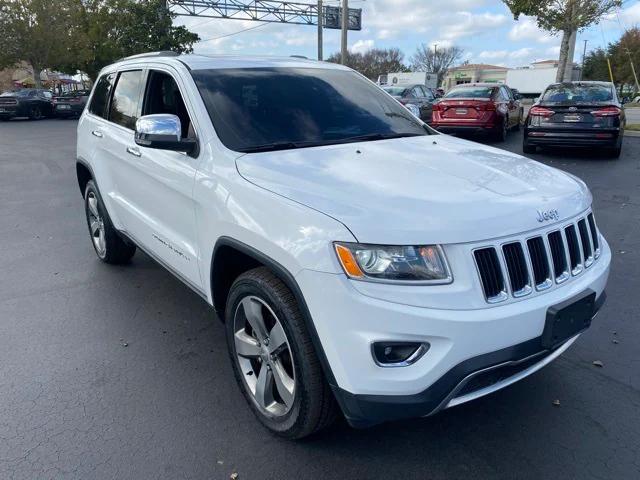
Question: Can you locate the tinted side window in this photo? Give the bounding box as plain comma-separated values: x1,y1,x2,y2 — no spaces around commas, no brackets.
411,86,424,98
89,73,115,118
109,70,144,129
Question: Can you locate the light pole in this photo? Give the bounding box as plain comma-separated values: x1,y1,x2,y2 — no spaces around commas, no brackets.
341,0,348,64
317,0,323,61
580,39,587,80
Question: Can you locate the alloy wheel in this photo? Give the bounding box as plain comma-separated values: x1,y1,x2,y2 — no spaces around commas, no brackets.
87,191,106,257
233,295,296,418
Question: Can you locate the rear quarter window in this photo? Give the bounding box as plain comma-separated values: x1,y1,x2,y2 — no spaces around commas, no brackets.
89,73,115,119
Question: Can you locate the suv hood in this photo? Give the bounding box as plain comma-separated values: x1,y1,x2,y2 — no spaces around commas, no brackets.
235,135,591,244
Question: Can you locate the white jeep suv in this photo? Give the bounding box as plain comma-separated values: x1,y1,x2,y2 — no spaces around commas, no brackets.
76,52,610,438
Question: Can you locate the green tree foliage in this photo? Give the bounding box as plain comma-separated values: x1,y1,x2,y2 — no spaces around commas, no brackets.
326,48,409,80
583,28,640,94
583,48,611,81
0,0,80,87
62,0,200,80
0,0,200,84
502,0,622,82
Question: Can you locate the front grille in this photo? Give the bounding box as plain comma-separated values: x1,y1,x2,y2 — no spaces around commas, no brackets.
527,236,551,288
474,211,600,303
0,98,17,106
547,230,568,281
474,248,506,303
502,242,530,296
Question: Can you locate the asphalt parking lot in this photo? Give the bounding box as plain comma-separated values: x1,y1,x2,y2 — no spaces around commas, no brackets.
1,119,639,480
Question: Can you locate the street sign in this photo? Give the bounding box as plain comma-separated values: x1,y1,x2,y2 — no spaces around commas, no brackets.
323,5,362,31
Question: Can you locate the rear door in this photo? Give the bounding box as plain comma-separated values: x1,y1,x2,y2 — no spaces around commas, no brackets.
415,86,434,123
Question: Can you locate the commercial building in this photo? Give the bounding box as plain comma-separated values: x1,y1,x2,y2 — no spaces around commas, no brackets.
441,64,509,90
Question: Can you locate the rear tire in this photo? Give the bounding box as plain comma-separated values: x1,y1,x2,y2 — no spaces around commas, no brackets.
225,267,338,439
494,117,508,142
84,180,136,264
603,145,621,159
523,136,536,154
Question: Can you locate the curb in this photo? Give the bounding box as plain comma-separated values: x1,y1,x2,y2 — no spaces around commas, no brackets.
625,130,640,137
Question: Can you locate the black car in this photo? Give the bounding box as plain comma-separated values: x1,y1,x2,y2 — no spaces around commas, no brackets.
0,89,53,120
382,84,436,123
52,90,91,118
523,81,625,158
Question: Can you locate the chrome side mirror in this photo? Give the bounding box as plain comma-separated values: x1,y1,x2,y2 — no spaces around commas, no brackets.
135,114,196,154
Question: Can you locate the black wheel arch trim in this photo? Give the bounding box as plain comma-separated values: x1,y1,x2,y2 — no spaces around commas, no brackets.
76,157,96,197
211,236,339,389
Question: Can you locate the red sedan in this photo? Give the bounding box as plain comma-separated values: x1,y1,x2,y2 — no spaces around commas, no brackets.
431,83,523,141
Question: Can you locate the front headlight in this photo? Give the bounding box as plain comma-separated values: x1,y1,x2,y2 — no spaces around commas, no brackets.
334,242,452,284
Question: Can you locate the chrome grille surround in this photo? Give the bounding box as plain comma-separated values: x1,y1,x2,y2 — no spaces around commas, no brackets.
474,210,601,304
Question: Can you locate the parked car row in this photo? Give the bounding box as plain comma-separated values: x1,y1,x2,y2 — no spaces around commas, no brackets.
0,88,90,121
388,80,625,158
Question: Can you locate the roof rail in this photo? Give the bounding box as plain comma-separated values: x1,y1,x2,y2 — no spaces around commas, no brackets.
117,51,180,62
290,55,310,60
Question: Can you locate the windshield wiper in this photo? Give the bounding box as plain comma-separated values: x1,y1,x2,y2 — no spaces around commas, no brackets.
240,141,322,153
333,132,425,144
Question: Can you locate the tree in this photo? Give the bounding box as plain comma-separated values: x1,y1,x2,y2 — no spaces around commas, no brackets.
583,47,611,81
326,48,409,80
502,0,622,82
410,44,463,86
611,27,640,93
0,0,80,87
61,0,200,80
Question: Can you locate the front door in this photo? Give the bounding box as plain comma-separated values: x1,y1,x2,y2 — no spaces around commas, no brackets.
105,68,203,290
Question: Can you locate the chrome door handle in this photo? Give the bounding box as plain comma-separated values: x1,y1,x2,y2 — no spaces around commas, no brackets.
91,130,103,138
126,146,141,157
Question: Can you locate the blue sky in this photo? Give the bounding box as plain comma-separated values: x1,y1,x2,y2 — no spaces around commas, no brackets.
173,0,640,68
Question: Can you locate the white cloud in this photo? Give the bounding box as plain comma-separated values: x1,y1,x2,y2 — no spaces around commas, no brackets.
352,39,375,54
509,47,533,59
508,16,557,44
545,46,561,57
479,50,508,60
440,11,507,40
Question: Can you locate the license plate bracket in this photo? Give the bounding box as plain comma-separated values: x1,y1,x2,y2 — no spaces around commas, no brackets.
542,290,596,349
563,113,581,122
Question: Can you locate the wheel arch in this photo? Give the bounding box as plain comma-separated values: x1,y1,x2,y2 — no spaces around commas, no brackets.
76,158,95,198
210,236,338,387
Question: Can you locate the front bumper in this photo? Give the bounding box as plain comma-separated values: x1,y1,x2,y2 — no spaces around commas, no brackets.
296,239,610,427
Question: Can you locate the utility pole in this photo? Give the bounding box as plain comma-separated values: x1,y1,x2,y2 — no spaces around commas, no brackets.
626,48,640,92
317,0,323,61
580,39,587,80
341,0,348,65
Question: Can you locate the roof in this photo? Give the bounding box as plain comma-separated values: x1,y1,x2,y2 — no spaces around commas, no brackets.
448,63,509,71
110,52,348,72
532,59,558,64
451,82,502,88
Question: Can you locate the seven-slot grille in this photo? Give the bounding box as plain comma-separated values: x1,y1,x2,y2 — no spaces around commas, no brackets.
474,212,601,303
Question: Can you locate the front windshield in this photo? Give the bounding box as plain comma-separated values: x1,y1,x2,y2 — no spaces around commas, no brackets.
192,67,428,153
444,86,495,99
541,84,613,103
0,90,31,97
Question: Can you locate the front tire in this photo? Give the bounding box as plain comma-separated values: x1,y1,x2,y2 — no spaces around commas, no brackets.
28,106,43,120
225,267,337,439
84,180,136,264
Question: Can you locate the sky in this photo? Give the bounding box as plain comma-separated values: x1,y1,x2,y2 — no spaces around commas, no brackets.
173,0,640,68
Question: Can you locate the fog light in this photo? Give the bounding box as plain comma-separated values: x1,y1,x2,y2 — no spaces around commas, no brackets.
372,342,429,367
